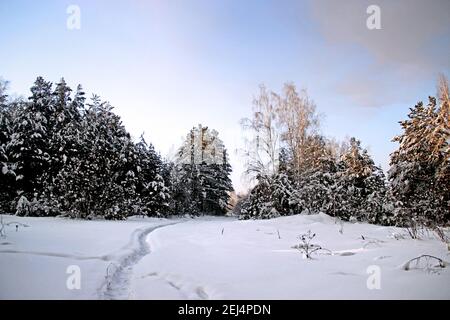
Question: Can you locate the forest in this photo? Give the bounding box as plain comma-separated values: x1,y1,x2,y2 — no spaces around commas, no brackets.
0,75,449,237
0,77,232,219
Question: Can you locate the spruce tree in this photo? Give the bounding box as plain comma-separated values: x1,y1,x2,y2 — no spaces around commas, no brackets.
172,125,233,215
240,175,276,219
299,152,337,215
0,80,16,212
269,149,299,215
9,77,52,213
331,138,389,222
135,135,170,216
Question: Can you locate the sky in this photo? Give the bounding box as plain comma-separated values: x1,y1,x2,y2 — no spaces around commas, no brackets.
1,0,449,192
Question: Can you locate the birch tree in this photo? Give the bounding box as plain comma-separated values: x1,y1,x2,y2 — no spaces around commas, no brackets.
240,85,281,180
276,83,320,177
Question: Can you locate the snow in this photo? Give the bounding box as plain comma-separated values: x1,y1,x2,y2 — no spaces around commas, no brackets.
0,215,174,299
1,213,449,299
135,214,450,299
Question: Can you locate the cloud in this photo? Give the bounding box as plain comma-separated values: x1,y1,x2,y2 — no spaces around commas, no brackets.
310,0,450,107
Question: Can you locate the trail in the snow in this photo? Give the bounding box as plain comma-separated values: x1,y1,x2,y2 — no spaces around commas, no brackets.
99,222,179,300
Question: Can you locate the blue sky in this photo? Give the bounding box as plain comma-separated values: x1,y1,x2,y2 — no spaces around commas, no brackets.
1,0,449,192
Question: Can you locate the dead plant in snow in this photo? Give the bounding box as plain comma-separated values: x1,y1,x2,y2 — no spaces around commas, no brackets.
402,255,447,273
292,230,331,259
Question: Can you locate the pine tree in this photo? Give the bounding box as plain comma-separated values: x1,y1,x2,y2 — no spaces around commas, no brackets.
0,79,16,212
240,175,276,219
38,79,84,214
0,79,9,150
216,150,234,213
146,173,170,216
296,137,338,215
270,172,297,215
331,138,389,223
433,76,450,224
298,152,337,215
8,77,53,214
389,94,449,229
135,135,170,216
172,125,233,215
84,96,137,219
269,149,299,215
169,163,196,214
198,154,233,215
362,166,392,225
48,94,135,219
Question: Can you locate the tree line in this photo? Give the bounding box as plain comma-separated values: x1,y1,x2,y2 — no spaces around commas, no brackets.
0,77,233,219
1,75,448,232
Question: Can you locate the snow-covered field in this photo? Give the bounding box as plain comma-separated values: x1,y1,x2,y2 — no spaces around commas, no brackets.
0,215,176,299
1,213,449,299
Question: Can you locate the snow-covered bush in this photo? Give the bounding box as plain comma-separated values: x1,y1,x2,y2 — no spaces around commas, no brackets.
15,195,31,216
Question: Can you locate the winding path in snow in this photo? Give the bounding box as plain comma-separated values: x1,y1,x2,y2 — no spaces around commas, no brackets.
99,222,179,300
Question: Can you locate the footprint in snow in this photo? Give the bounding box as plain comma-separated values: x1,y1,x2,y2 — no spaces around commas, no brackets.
140,272,159,279
330,271,359,276
374,255,392,261
336,252,356,256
